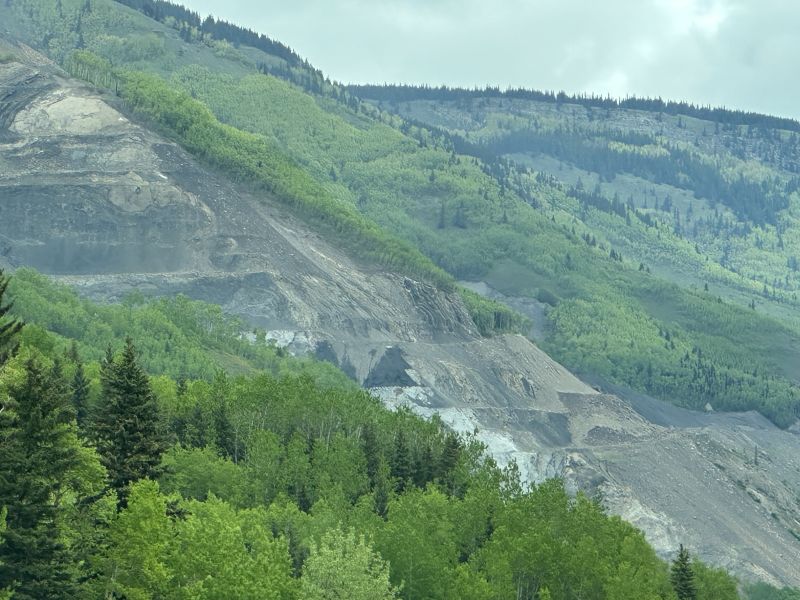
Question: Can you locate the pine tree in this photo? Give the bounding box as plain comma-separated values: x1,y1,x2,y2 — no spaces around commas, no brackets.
94,338,168,505
671,544,697,600
0,360,79,599
0,270,23,368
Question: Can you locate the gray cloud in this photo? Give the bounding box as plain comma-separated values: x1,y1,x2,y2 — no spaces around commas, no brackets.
183,0,800,119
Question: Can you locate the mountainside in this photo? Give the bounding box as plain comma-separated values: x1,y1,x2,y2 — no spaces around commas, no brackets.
354,85,800,412
1,0,800,587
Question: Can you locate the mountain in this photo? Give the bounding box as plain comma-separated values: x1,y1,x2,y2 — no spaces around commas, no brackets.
351,84,800,421
1,0,800,587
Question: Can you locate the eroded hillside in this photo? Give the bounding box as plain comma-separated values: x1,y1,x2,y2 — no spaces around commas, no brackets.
1,39,800,585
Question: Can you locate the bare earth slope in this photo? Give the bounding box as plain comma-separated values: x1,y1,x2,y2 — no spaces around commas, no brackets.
1,46,799,584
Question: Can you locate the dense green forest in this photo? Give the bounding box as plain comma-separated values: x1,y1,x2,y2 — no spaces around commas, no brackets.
4,0,800,428
5,267,796,599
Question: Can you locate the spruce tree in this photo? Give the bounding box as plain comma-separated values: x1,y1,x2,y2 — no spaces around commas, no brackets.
391,430,412,492
671,544,697,600
438,432,462,494
212,395,240,462
361,423,381,486
94,338,168,505
373,459,392,518
0,360,79,599
71,361,90,432
0,270,22,368
439,433,462,477
413,443,434,488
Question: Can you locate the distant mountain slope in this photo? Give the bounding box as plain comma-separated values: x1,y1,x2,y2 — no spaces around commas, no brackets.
2,1,800,584
3,0,800,428
352,84,800,311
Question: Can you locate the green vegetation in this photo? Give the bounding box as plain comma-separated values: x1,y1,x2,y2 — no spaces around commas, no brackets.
459,287,531,335
6,268,352,386
4,0,800,430
671,545,697,599
744,583,800,600
111,65,455,291
0,270,744,598
0,272,22,367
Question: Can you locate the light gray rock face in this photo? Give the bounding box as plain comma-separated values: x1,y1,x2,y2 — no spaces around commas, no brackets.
2,50,800,585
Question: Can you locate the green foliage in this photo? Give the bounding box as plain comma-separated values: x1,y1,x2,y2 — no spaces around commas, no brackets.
94,338,169,503
459,288,531,335
0,508,9,600
168,492,298,599
542,277,800,426
745,582,800,600
7,268,353,385
0,270,23,368
109,66,454,290
693,559,739,600
148,56,800,425
671,545,698,600
536,287,560,306
0,360,81,599
301,528,399,600
0,5,777,596
7,0,800,424
0,268,747,598
377,487,459,599
474,481,675,600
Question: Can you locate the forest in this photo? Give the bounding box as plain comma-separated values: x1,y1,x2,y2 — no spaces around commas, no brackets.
4,268,794,599
348,84,800,134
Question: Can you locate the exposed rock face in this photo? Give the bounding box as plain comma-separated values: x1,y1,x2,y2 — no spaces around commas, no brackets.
2,49,800,585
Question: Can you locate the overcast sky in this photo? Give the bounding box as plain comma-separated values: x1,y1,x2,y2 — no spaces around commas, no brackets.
182,0,799,120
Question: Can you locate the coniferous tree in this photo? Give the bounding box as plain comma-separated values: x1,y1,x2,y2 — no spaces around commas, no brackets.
413,443,434,488
185,403,208,449
373,459,392,518
212,395,239,462
0,270,22,368
71,361,90,432
361,423,381,486
438,432,462,493
439,433,461,477
66,340,80,364
0,360,79,599
671,544,697,600
94,338,168,505
391,430,412,492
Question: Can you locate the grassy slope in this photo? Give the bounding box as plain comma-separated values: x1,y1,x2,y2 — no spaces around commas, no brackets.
3,0,800,425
